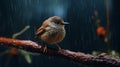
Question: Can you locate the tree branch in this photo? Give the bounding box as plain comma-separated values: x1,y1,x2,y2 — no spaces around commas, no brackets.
0,37,120,67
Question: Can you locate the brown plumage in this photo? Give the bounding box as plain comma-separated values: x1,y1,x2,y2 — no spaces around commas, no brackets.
35,16,68,49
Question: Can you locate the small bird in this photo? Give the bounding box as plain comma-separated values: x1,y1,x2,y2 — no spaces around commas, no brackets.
35,16,68,51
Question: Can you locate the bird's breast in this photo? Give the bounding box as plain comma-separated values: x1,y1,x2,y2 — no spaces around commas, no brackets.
41,28,66,44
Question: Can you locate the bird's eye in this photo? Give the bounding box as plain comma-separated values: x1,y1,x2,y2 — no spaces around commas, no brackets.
51,19,61,24
55,21,60,24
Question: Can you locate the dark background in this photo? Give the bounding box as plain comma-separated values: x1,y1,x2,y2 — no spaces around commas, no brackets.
0,0,119,67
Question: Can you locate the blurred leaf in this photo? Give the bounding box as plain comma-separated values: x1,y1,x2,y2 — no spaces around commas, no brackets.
109,50,119,56
92,51,101,56
19,49,32,64
12,25,30,39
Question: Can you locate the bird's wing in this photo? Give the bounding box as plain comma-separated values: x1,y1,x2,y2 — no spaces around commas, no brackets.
35,19,50,36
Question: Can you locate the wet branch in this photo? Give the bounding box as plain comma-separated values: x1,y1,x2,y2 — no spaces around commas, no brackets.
0,37,120,67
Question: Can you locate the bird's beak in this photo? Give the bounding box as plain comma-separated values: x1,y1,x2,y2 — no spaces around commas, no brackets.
63,22,69,25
